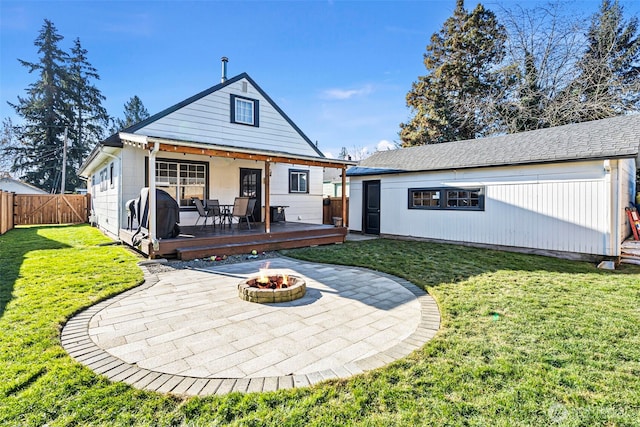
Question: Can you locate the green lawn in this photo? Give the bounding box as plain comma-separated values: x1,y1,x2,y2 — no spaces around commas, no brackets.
1,225,639,426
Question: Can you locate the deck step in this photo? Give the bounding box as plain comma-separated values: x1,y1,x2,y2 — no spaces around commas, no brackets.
621,248,640,256
620,255,640,265
621,240,640,249
176,233,346,260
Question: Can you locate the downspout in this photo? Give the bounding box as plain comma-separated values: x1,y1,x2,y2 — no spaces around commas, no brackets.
149,142,160,255
604,159,619,257
611,160,620,257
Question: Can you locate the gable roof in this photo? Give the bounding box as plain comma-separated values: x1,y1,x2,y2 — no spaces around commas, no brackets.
117,72,324,157
0,174,48,194
81,72,335,176
348,114,640,176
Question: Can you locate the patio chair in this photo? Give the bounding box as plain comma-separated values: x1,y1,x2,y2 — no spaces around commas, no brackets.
193,198,215,228
206,199,223,227
246,198,257,223
230,196,253,229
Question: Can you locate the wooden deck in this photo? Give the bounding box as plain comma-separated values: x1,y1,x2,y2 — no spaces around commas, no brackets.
119,221,347,260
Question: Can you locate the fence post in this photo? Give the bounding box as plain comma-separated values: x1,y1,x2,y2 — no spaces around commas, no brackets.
0,190,15,235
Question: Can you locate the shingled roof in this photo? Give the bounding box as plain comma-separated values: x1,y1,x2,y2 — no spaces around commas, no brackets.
348,114,640,176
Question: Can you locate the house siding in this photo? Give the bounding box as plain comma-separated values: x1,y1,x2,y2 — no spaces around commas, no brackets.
107,149,324,228
133,77,319,157
88,158,121,238
269,164,323,224
350,160,621,256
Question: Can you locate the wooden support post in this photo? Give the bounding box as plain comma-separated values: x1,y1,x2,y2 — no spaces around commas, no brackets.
341,166,347,227
265,161,271,233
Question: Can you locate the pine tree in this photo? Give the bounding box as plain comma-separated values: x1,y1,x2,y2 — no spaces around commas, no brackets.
0,118,17,174
66,38,110,191
115,95,150,130
5,19,69,193
500,50,546,132
3,21,110,193
572,0,640,120
400,0,510,146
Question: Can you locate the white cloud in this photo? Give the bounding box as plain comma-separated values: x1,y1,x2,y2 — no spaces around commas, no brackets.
376,139,396,151
320,84,373,100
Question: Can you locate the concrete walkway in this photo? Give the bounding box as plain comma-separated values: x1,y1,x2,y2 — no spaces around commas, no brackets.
62,258,440,396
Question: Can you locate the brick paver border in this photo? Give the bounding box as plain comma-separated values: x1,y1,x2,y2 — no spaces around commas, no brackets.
61,260,440,396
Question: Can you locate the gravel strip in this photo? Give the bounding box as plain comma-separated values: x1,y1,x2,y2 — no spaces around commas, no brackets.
141,251,281,274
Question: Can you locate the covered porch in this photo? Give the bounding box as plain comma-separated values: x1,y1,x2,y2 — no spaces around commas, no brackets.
120,221,347,260
117,133,354,259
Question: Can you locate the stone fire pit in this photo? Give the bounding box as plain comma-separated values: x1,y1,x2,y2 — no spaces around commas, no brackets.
238,273,306,303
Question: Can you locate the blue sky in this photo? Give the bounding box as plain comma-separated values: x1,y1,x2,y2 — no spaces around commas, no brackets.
1,0,639,159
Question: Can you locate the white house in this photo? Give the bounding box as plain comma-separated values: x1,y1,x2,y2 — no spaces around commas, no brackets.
79,63,352,258
0,172,47,194
347,115,640,260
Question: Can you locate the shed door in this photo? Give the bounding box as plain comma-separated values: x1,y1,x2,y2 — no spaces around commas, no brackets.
363,180,380,235
239,168,261,222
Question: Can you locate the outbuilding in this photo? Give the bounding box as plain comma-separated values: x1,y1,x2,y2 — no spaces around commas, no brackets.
347,115,640,260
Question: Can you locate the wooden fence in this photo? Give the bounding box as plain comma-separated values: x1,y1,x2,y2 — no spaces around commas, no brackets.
13,194,90,226
0,190,14,235
322,196,349,227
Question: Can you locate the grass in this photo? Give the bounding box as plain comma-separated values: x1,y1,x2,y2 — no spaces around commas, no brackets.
1,225,639,426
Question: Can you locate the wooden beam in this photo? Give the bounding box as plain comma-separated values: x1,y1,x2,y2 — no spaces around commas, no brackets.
156,143,351,169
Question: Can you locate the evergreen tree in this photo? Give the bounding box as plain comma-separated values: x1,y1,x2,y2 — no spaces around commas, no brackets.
115,95,150,130
5,19,69,193
571,0,640,120
3,21,109,193
0,118,17,174
400,0,510,146
500,50,546,132
66,38,109,191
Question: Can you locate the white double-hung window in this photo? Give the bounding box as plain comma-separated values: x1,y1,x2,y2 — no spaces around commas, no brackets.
289,169,309,193
231,94,259,126
155,160,207,207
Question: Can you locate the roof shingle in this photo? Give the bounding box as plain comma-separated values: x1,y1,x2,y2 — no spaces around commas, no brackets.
349,115,640,176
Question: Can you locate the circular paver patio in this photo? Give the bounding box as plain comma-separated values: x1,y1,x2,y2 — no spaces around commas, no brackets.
61,258,440,396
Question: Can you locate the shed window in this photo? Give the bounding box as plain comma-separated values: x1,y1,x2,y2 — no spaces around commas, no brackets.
289,169,309,193
446,189,481,208
409,187,484,211
412,190,440,208
230,94,259,126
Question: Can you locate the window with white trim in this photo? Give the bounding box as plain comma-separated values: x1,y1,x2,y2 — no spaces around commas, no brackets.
231,94,259,126
408,187,484,210
289,169,309,193
155,160,207,207
99,168,108,192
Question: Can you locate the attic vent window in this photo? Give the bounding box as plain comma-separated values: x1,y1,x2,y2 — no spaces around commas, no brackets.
242,81,248,92
230,94,259,127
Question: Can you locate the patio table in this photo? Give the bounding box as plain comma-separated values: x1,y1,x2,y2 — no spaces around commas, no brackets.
217,204,234,227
